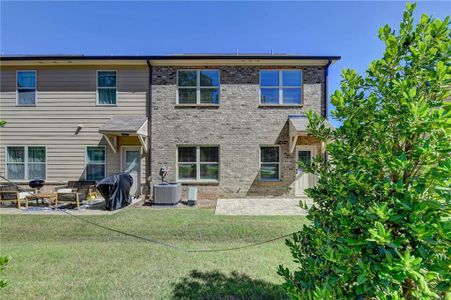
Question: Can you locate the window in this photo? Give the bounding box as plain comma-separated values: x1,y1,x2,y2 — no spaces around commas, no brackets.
86,146,106,181
177,146,219,181
97,71,117,105
297,150,312,169
28,147,46,179
260,70,302,105
260,146,280,181
177,70,220,104
6,147,25,180
17,71,37,105
6,146,46,180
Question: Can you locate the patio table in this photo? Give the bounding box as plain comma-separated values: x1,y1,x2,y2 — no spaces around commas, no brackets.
25,192,57,208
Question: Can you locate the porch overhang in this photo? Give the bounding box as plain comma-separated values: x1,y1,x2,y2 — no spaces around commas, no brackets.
98,116,148,154
288,115,310,154
288,115,331,154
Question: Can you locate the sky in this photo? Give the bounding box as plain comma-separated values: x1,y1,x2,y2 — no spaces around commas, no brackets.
1,1,450,126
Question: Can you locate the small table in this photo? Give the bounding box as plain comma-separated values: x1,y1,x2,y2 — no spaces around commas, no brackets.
25,192,57,208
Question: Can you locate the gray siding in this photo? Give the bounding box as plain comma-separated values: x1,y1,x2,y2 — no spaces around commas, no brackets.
151,66,325,199
0,66,148,185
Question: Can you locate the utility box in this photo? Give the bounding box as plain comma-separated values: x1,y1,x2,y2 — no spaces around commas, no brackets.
187,187,197,206
153,182,181,205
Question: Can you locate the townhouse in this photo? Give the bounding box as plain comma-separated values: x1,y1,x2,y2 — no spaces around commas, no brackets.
0,54,340,200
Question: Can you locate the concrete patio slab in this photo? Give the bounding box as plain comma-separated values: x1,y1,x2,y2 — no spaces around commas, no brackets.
0,197,142,216
215,197,312,216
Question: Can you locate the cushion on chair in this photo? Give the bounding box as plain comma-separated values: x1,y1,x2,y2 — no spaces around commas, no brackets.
19,192,32,200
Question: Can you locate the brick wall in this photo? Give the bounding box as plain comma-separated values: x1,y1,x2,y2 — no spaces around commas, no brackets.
151,65,325,200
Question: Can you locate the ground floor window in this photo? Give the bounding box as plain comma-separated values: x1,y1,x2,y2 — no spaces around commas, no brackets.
260,146,280,181
6,146,46,180
86,146,106,181
177,146,219,181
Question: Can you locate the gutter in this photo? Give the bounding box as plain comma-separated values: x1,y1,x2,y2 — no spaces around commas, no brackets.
324,59,332,119
146,60,152,201
0,54,342,61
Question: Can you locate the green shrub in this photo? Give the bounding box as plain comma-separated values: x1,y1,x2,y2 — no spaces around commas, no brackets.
278,3,450,299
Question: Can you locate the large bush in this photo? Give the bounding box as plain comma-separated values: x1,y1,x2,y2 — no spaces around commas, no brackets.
278,3,450,299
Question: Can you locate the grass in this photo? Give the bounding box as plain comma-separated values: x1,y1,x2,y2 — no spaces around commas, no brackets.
0,207,308,299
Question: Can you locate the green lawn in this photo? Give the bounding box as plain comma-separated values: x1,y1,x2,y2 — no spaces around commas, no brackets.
0,208,307,299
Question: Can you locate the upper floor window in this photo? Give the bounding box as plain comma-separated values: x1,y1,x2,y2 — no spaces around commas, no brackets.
17,71,37,106
97,71,117,105
86,146,106,181
177,70,220,105
260,70,302,105
6,146,46,180
177,146,219,182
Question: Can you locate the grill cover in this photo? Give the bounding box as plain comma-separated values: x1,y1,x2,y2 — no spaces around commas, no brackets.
96,173,133,211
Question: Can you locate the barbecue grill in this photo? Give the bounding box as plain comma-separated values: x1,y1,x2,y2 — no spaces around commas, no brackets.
29,179,45,192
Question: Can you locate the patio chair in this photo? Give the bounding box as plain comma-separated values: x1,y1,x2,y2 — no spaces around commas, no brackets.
0,184,35,208
54,181,98,207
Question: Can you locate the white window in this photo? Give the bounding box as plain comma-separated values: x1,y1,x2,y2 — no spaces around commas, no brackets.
6,146,46,180
260,146,280,181
97,71,117,105
86,146,106,181
177,70,220,104
17,70,37,105
177,146,219,181
260,70,302,105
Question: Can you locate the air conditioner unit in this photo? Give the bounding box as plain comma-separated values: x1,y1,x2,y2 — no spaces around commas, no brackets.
153,182,181,205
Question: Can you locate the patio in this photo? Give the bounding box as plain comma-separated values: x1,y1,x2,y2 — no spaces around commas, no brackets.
215,197,312,216
0,197,142,216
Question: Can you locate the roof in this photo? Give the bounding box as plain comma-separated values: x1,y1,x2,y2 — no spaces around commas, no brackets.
289,115,332,132
0,54,341,61
98,116,147,134
289,115,310,132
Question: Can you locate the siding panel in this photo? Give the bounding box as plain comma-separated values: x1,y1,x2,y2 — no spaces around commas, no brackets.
0,65,148,187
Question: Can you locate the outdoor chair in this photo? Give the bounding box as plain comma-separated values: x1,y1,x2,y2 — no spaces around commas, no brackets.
54,181,98,207
0,184,35,208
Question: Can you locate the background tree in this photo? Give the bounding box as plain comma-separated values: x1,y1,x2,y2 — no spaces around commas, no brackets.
278,3,450,299
0,121,9,289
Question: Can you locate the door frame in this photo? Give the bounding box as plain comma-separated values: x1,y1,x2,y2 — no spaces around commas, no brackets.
120,146,142,195
295,145,317,196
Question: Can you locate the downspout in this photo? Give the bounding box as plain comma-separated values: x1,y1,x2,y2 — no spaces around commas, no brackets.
146,60,152,201
324,59,332,119
324,59,332,162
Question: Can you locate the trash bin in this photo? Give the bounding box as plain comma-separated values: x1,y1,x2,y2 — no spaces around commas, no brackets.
96,173,133,211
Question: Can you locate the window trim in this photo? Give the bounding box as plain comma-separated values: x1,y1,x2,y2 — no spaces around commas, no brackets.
259,145,281,182
176,145,220,183
5,145,47,181
259,69,303,105
16,70,37,106
85,145,107,181
96,70,118,106
176,69,220,105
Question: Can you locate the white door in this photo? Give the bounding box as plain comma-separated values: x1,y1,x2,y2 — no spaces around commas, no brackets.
295,146,317,196
122,147,141,197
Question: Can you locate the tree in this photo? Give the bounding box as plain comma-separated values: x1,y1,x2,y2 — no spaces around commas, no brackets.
278,3,450,299
0,121,8,289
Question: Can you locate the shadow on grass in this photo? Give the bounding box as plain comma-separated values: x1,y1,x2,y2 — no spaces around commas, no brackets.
172,270,287,300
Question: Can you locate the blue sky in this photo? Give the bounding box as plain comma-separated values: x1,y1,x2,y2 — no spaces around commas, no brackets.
1,1,449,125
